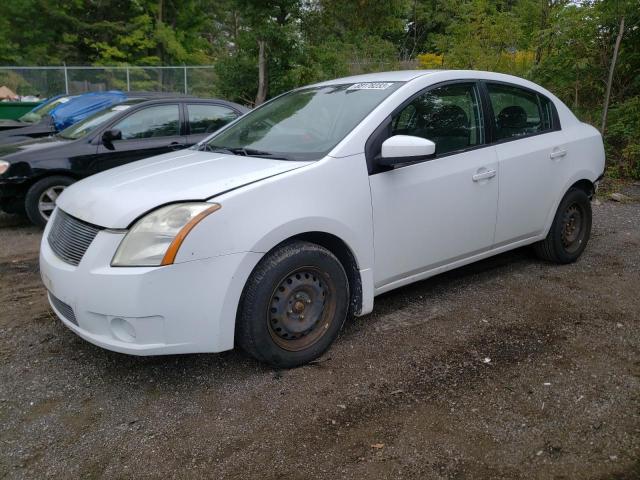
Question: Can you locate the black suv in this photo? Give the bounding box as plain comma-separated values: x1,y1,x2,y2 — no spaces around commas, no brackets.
0,97,248,226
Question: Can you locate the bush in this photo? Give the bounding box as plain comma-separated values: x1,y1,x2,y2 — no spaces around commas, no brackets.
606,96,640,180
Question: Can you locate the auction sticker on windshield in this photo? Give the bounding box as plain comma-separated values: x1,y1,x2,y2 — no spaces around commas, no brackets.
347,82,394,90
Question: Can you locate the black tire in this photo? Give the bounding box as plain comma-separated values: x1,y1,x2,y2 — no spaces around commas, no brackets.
236,241,350,368
25,175,75,227
534,187,592,264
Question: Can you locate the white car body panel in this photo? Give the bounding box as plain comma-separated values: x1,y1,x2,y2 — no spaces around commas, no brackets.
493,130,570,244
370,146,499,288
40,70,605,355
56,149,310,228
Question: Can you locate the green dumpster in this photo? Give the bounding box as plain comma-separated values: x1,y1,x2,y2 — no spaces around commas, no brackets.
0,102,43,120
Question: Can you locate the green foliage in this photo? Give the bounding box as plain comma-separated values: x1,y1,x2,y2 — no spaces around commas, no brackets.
606,96,640,179
0,0,638,177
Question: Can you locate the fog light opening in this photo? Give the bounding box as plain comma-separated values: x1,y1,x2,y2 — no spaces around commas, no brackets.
110,317,136,343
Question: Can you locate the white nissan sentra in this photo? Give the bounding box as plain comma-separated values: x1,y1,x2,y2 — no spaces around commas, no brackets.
40,70,605,367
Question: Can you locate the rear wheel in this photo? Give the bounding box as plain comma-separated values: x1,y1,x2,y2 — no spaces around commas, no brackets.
534,187,592,264
237,241,350,368
25,176,75,227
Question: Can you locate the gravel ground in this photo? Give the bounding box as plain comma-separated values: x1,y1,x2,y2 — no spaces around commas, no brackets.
0,187,639,480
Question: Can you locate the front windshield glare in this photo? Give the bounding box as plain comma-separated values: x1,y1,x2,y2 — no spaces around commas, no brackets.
204,82,404,161
58,105,130,140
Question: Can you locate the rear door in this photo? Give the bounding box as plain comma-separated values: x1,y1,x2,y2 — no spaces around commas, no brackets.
94,103,185,172
485,82,570,244
185,103,242,145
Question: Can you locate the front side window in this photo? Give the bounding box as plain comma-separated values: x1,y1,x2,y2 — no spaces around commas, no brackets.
57,102,141,140
487,83,553,140
391,82,484,156
203,82,404,161
114,105,180,140
187,104,239,134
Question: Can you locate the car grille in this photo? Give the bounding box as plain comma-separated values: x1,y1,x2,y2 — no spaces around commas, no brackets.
49,292,78,326
48,209,103,266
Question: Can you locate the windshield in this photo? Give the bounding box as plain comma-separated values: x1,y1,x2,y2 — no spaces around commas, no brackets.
202,82,404,161
18,96,71,123
57,103,135,140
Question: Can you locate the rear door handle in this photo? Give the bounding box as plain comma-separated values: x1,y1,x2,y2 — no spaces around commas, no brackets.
550,149,567,160
169,142,185,151
472,169,497,182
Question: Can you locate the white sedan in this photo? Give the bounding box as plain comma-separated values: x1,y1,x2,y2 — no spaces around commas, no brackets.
40,70,605,367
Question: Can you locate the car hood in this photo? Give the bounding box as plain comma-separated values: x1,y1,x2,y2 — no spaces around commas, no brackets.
0,119,28,130
56,149,311,228
0,135,72,159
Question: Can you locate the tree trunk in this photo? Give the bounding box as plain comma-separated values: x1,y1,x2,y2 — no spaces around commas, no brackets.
601,16,625,134
157,0,164,90
534,0,549,65
255,39,268,106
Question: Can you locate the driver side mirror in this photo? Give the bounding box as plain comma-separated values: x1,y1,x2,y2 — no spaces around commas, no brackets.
376,135,436,167
101,128,122,150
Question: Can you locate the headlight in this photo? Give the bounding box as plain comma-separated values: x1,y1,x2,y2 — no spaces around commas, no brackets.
112,202,221,267
0,160,9,175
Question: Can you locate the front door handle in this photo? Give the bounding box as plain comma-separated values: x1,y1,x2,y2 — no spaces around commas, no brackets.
550,149,567,160
169,142,185,150
472,169,497,182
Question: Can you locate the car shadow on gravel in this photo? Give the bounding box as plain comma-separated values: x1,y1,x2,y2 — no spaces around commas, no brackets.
340,246,535,338
47,245,538,385
0,212,33,229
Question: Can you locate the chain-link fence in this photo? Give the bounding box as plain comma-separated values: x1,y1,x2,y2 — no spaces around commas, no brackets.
0,66,217,98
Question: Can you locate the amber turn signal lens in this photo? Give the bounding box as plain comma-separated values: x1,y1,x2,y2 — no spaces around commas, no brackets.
160,204,221,265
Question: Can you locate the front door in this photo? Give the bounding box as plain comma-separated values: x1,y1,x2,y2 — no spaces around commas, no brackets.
94,103,184,172
369,82,499,289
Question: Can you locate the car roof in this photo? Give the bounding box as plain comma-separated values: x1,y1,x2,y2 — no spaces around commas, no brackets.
310,70,439,87
122,96,249,113
309,69,555,90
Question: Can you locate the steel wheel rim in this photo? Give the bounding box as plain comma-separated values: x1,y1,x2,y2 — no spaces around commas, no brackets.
267,267,336,352
38,186,66,220
560,202,585,254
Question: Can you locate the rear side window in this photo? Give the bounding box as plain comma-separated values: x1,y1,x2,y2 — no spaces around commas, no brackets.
486,83,553,140
187,104,239,135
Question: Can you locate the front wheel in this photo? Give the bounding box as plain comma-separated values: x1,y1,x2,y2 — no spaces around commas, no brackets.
236,241,350,368
24,176,75,227
534,187,592,264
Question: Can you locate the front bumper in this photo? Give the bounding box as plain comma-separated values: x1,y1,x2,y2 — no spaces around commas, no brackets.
40,222,261,355
0,180,28,200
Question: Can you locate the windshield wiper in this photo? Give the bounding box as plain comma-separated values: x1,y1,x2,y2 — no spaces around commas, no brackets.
199,144,293,161
199,144,235,155
228,147,293,161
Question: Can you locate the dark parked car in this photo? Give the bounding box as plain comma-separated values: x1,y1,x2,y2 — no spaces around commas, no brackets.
0,97,248,226
0,91,194,145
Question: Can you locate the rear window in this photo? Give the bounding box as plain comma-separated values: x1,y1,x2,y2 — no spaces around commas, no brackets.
187,104,239,135
486,83,554,140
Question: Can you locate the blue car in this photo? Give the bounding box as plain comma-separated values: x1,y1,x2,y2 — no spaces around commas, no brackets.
49,91,127,130
0,94,75,131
